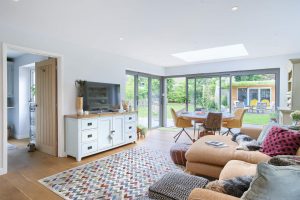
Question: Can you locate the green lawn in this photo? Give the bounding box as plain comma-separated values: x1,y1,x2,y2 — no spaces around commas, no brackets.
243,113,271,125
137,102,272,125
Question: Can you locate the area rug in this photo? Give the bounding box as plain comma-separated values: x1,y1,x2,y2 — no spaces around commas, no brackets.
39,147,182,200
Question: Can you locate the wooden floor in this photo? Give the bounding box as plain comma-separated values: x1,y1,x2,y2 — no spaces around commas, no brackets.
1,128,193,200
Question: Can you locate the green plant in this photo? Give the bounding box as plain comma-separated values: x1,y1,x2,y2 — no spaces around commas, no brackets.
31,85,36,97
291,111,300,122
137,125,147,135
75,80,86,97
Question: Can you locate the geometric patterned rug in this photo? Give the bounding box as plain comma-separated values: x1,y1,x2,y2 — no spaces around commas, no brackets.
39,147,183,200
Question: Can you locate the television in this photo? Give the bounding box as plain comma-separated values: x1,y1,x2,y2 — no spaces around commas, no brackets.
83,81,120,113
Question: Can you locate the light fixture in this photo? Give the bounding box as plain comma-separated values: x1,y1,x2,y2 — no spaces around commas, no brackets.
232,6,239,11
172,44,248,63
119,37,124,41
12,0,20,2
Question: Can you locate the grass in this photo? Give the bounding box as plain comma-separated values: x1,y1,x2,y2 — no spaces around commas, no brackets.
137,102,272,126
243,113,271,125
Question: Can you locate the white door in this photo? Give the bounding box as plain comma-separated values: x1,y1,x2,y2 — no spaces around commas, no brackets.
112,116,125,146
98,117,113,150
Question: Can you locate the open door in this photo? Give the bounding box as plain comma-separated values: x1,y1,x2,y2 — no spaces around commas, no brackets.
35,58,58,156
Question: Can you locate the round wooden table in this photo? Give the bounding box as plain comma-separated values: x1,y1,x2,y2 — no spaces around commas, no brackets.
179,112,235,141
180,112,234,122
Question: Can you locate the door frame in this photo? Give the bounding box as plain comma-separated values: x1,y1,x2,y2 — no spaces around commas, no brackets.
0,43,64,175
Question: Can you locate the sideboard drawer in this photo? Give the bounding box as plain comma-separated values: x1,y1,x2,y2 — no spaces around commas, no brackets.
125,114,136,123
125,123,136,133
81,141,97,155
81,118,97,130
81,129,97,143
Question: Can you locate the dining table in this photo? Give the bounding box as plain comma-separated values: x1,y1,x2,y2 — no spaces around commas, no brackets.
179,111,235,140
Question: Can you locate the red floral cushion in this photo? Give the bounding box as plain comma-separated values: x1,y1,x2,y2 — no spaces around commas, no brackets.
260,126,300,157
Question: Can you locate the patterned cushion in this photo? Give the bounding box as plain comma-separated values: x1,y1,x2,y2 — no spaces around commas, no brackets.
149,172,208,200
170,143,191,166
205,176,253,198
232,133,261,151
260,126,300,157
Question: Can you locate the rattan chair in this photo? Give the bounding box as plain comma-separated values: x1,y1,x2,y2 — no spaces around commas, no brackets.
171,108,193,143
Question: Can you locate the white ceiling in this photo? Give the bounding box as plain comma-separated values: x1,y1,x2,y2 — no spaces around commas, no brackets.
0,0,300,67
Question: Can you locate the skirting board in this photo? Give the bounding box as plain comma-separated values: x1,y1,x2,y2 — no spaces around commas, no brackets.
0,168,6,176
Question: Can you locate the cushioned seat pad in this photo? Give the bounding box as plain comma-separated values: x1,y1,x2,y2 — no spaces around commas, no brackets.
185,135,270,166
149,172,208,200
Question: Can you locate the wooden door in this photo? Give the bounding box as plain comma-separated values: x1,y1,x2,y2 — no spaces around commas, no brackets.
112,116,125,146
98,117,113,150
35,58,58,156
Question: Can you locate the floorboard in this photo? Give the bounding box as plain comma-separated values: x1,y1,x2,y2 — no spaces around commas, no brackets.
3,128,193,200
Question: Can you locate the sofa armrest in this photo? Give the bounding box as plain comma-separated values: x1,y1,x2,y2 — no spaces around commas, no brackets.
240,127,262,140
188,188,239,200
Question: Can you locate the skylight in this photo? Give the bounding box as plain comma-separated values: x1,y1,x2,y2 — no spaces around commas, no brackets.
172,44,248,62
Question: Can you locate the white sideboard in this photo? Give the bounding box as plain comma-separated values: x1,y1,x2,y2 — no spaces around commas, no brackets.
65,112,137,161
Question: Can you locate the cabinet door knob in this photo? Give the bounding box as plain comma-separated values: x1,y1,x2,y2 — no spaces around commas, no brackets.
87,134,92,138
129,126,132,129
88,146,92,150
129,117,132,120
88,123,92,126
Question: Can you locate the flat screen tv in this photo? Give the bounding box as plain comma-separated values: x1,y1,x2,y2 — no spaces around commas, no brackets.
83,81,120,113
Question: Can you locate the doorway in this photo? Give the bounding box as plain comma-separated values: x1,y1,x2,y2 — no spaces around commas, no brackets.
0,44,64,175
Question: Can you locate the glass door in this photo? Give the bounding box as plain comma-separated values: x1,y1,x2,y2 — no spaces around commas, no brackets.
187,78,195,112
195,77,220,111
220,76,231,112
137,76,149,128
151,78,161,128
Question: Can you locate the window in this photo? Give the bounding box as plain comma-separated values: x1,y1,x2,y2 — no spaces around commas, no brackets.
237,88,247,105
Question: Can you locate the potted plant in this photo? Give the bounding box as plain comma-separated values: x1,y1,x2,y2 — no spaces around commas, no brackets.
290,110,300,126
137,125,147,139
75,80,86,115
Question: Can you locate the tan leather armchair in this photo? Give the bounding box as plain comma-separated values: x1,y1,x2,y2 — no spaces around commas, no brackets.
171,108,193,142
222,108,246,136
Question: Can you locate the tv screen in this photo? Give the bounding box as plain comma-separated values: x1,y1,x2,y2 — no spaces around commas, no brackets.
83,81,120,112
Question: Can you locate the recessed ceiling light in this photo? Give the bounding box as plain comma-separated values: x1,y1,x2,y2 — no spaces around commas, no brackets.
119,37,124,41
172,44,248,63
232,6,239,11
12,0,20,2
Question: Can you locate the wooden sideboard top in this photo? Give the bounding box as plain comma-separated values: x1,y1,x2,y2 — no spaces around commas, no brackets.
65,111,138,119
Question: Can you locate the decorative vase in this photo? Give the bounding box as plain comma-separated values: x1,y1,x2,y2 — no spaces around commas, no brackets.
76,97,84,115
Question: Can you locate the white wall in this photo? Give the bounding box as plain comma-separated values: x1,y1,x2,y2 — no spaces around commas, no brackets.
0,24,164,160
165,54,300,107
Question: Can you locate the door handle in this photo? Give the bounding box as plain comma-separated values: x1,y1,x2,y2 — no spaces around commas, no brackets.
87,123,92,126
88,146,92,150
87,134,92,138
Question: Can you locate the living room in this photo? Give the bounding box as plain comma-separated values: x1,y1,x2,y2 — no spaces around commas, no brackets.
0,0,300,199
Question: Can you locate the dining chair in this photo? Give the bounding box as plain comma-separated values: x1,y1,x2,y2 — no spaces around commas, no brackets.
222,108,246,136
198,112,223,138
170,108,193,143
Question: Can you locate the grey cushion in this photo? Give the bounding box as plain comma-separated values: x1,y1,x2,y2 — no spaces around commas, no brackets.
256,123,281,145
149,172,209,200
241,162,300,200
